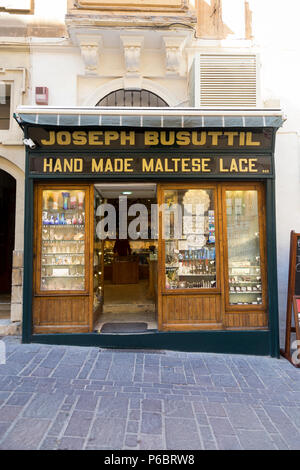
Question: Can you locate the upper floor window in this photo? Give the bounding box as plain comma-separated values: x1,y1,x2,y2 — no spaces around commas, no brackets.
0,83,11,130
96,89,168,107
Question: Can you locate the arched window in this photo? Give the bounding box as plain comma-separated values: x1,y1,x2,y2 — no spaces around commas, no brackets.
96,89,169,107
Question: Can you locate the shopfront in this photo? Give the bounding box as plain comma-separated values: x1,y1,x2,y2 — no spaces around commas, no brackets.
15,108,284,355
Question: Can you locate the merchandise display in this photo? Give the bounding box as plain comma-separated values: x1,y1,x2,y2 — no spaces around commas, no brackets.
40,189,86,291
164,189,216,290
226,190,263,305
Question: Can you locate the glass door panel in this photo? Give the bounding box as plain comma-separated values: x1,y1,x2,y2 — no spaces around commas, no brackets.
225,190,263,306
40,189,86,291
163,188,217,290
93,190,104,313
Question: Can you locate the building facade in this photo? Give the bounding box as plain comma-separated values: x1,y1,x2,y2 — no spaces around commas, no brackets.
0,0,299,354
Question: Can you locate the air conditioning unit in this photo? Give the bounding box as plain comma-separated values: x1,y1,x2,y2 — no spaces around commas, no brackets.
35,87,48,105
188,54,259,108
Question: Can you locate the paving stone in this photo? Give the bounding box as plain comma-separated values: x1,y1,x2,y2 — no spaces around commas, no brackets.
39,436,59,450
97,396,129,418
0,392,10,404
224,404,263,430
64,410,93,438
0,405,22,422
194,375,213,387
165,417,201,450
75,394,99,412
263,405,300,450
0,418,51,450
57,437,84,450
195,413,209,426
48,411,69,436
0,422,10,438
127,420,139,433
125,434,139,448
164,399,194,418
138,434,165,450
211,374,238,388
51,365,81,379
141,412,162,434
215,435,242,450
23,393,65,419
129,410,140,420
6,392,32,407
89,417,126,448
198,425,215,443
142,399,162,412
203,403,226,417
237,429,277,450
209,417,236,436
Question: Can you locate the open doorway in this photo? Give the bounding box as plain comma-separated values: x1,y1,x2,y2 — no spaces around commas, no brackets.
93,183,158,333
0,169,16,319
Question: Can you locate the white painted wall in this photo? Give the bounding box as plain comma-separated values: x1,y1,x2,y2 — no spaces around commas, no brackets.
249,0,300,341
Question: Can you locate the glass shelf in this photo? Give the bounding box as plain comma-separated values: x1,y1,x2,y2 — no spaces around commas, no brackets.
40,189,86,291
163,188,216,290
226,190,263,306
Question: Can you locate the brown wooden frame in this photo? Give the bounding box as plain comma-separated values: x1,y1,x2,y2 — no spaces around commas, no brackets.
157,183,222,331
33,183,94,333
280,232,300,366
157,182,268,331
221,182,267,314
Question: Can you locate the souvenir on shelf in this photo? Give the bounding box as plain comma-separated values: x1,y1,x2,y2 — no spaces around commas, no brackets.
226,190,263,305
164,189,217,290
40,189,86,291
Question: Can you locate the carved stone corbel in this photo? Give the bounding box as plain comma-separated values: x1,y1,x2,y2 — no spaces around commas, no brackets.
79,36,103,75
162,36,186,75
120,36,144,75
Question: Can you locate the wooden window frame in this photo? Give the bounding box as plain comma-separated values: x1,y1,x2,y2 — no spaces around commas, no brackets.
158,182,221,296
221,182,267,313
34,183,92,297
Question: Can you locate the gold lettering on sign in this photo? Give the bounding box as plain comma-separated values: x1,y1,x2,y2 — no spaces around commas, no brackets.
43,158,53,172
89,131,103,145
224,132,238,146
104,131,119,145
120,131,135,145
246,132,260,146
142,159,154,172
41,131,55,145
208,132,222,146
191,131,206,146
92,159,103,172
74,159,83,172
73,131,87,145
144,131,159,145
56,132,71,146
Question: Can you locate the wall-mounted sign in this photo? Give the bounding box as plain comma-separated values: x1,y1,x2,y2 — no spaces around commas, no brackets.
29,154,273,177
27,127,274,151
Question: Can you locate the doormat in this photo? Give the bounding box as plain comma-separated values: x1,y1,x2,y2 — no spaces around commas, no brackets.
100,322,148,333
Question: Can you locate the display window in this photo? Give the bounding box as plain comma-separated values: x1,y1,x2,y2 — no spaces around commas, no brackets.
32,181,267,334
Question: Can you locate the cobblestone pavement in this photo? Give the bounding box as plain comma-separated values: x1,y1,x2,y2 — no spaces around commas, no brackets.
0,336,300,450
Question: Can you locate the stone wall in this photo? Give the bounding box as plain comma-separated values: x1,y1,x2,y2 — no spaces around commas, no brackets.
10,250,23,323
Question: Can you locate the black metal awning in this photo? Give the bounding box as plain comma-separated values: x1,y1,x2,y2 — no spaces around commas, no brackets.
14,107,285,129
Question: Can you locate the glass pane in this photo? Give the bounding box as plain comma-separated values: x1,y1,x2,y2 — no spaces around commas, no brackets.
164,189,216,290
93,191,103,312
226,190,262,306
41,189,86,291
